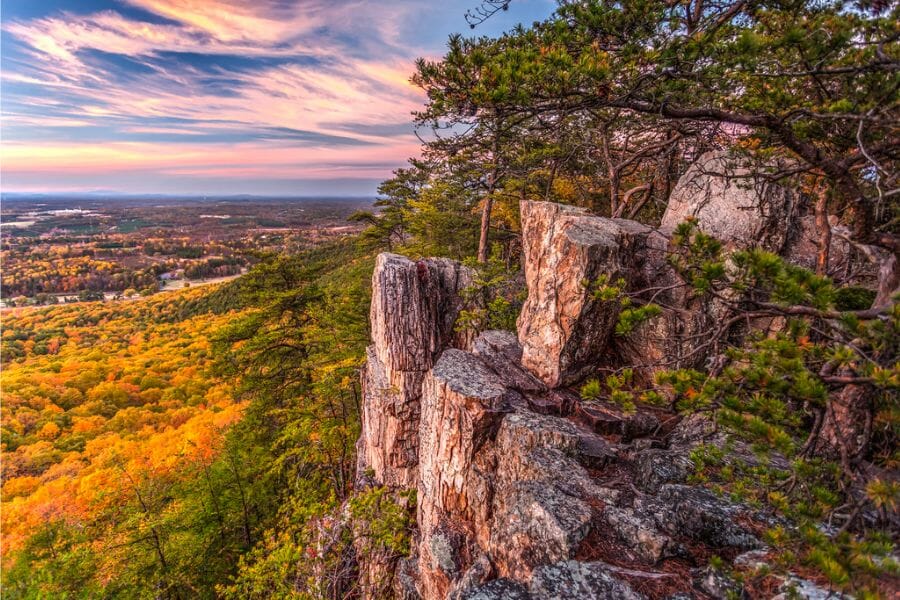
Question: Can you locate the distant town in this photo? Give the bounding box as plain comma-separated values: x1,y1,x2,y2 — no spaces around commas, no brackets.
1,196,372,306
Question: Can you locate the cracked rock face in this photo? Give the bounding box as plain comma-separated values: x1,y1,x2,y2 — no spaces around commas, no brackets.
359,253,473,488
517,200,657,387
417,349,511,600
369,253,472,375
515,200,733,387
661,150,799,253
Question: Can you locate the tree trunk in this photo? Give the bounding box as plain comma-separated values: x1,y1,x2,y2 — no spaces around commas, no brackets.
873,251,900,309
615,184,650,218
202,464,228,546
120,467,181,600
226,452,253,549
608,174,620,216
814,188,831,276
477,194,494,264
811,370,873,463
477,120,502,264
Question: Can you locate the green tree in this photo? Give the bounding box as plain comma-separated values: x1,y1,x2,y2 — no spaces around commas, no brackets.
454,0,898,291
349,165,426,252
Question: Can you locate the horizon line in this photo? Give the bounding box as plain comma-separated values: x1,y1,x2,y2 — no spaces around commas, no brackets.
1,192,377,200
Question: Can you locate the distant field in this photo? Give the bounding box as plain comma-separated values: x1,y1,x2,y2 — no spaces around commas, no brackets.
0,196,371,303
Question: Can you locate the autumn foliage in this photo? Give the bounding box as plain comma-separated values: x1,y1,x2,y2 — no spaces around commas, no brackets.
1,287,247,596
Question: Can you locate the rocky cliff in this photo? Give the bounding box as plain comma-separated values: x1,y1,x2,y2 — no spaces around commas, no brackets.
352,153,866,599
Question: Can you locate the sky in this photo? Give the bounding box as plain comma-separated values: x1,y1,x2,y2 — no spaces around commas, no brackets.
0,0,555,196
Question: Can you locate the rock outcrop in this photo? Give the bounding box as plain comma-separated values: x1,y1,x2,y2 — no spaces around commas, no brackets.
661,150,800,252
358,253,473,489
350,151,868,599
662,150,882,295
417,349,511,599
517,200,666,387
516,200,727,385
355,307,767,598
414,342,619,599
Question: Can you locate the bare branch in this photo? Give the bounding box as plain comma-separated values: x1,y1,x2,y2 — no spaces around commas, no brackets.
465,0,512,28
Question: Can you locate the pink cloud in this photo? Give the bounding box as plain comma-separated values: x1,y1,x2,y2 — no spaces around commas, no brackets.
0,0,441,191
119,0,328,44
3,10,318,67
1,139,421,180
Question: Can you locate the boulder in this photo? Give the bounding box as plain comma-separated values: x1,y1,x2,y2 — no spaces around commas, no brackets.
773,576,852,600
493,412,610,501
669,414,791,472
524,389,576,416
517,200,657,387
599,504,674,563
576,431,618,470
599,481,762,565
490,484,595,581
643,484,761,550
489,412,601,580
459,578,531,600
623,412,660,442
661,150,800,253
575,401,627,435
696,565,747,599
528,561,644,600
494,410,581,456
412,349,633,598
633,449,692,493
471,330,547,394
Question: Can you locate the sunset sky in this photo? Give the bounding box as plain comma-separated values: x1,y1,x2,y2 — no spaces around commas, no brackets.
1,0,554,196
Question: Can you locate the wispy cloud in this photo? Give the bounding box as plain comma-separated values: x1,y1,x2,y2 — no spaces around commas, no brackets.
120,0,331,46
1,0,554,194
